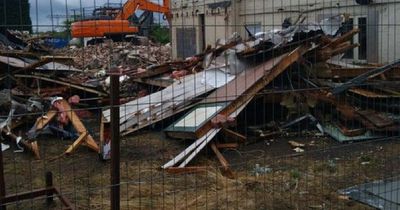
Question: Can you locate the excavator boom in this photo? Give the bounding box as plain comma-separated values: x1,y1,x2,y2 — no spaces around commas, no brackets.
116,0,170,20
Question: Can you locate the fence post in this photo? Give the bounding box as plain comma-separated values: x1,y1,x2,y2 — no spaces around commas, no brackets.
45,171,53,205
110,70,120,210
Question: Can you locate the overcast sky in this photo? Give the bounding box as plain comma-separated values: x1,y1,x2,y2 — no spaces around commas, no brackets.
29,0,165,32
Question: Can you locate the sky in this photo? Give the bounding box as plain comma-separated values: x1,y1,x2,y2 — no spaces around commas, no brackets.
30,0,121,31
29,0,166,32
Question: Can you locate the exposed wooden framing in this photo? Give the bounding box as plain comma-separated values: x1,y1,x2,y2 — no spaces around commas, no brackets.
14,74,107,96
222,128,246,143
210,143,235,179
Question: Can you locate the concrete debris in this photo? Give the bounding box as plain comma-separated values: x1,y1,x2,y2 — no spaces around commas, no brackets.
288,141,305,148
293,147,305,153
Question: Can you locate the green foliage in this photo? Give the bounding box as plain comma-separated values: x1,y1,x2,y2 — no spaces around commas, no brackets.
0,0,32,32
150,25,170,44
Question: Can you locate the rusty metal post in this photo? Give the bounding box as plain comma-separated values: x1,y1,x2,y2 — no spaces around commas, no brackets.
45,172,53,205
110,71,120,210
0,143,6,210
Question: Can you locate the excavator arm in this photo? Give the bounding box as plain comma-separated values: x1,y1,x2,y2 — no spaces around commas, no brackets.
116,0,170,20
71,0,170,39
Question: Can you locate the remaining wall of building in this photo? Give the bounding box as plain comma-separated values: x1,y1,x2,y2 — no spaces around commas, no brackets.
171,0,239,58
171,0,400,63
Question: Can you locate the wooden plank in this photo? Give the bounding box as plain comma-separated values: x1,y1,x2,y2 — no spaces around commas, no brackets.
64,132,88,155
34,110,57,130
349,88,399,98
14,74,107,96
222,128,246,142
322,28,360,49
210,143,235,179
59,100,99,152
357,110,394,128
210,143,229,170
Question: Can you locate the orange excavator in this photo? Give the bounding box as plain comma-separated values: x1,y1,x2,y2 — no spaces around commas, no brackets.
71,0,170,40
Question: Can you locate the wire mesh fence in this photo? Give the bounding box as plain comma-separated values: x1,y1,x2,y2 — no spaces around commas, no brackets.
1,0,400,209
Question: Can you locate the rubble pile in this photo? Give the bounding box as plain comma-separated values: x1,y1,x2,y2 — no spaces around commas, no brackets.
0,14,399,179
56,40,171,70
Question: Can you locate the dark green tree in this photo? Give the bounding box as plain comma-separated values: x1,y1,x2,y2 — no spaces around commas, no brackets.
0,0,32,32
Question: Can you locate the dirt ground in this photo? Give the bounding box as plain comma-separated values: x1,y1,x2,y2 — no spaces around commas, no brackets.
2,126,400,209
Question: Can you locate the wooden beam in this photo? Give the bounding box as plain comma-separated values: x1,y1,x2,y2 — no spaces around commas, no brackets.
59,100,99,153
222,128,246,143
210,143,235,179
64,132,88,155
14,74,107,96
323,28,360,49
34,110,57,130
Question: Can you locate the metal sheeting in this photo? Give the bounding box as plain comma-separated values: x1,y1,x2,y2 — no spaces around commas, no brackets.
339,176,400,210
